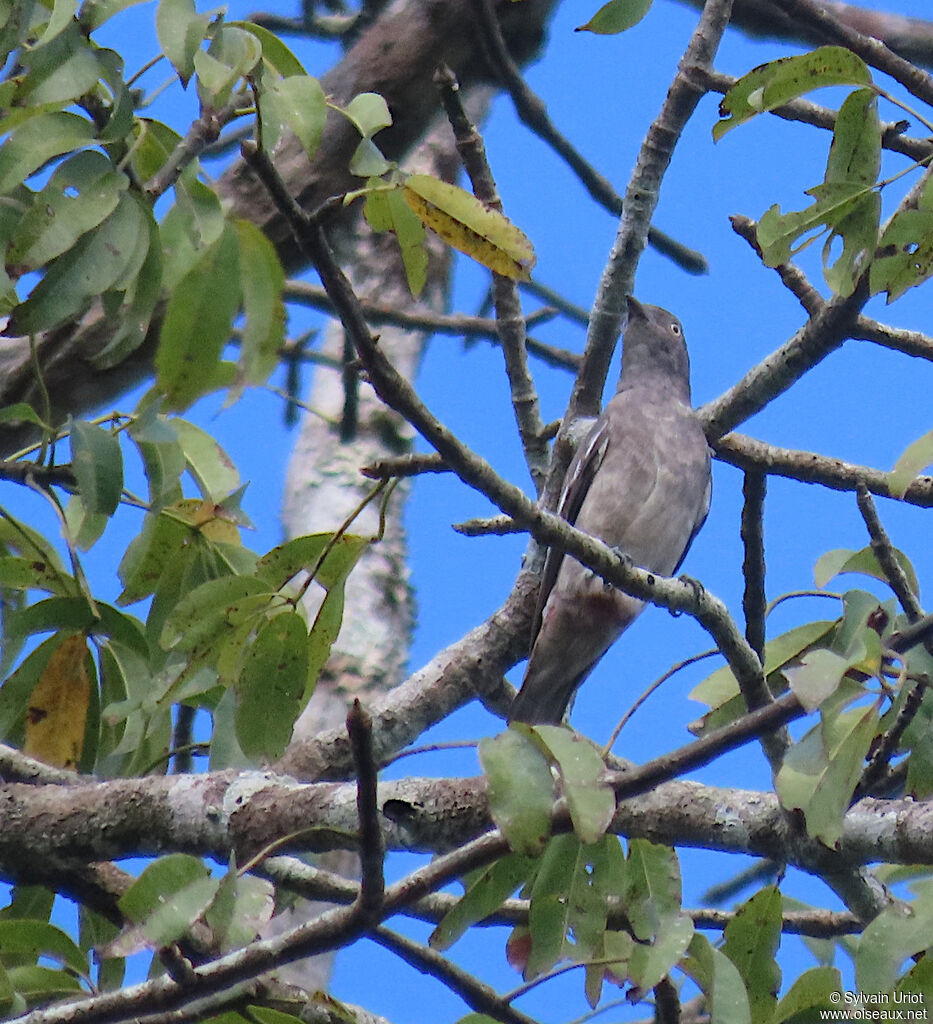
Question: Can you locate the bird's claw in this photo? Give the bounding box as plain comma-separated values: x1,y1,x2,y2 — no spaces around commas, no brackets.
603,547,632,591
673,574,705,616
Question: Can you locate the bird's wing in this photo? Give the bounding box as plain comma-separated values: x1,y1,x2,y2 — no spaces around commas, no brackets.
529,416,612,645
672,467,712,574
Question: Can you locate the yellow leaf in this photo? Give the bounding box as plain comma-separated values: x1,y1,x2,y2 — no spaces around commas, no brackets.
175,498,241,544
402,174,535,281
24,633,90,770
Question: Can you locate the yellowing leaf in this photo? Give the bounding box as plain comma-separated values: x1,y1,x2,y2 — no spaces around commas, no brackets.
24,633,90,769
402,175,535,281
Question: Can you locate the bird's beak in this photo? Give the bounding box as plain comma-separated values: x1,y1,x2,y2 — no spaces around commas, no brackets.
626,295,647,320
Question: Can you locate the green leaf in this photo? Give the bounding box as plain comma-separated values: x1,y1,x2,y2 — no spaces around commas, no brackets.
430,853,536,951
683,932,752,1024
7,150,128,270
78,0,148,29
194,25,262,105
156,0,208,86
0,920,88,975
364,183,428,296
815,545,920,598
129,118,182,188
247,1009,308,1024
775,703,879,846
70,420,124,517
855,882,933,993
757,182,868,265
33,0,78,46
870,205,933,302
226,21,306,77
256,534,368,590
784,647,857,712
575,0,652,34
8,596,98,640
772,965,841,1022
714,47,872,140
0,886,55,923
721,886,782,1023
11,193,148,335
0,0,37,69
128,427,186,511
627,912,694,993
172,419,240,501
623,839,683,939
116,855,218,952
258,74,326,158
479,729,554,855
6,964,82,999
233,219,285,389
690,619,836,728
0,111,95,196
349,138,391,178
160,575,274,652
531,726,615,844
889,428,933,499
156,222,242,411
235,611,309,758
16,22,101,106
117,511,191,605
342,93,392,139
526,834,622,979
203,864,273,952
826,88,881,188
0,556,75,596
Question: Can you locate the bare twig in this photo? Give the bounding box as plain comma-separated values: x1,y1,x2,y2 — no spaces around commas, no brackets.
470,0,707,276
360,453,449,479
348,701,384,916
855,484,922,621
369,927,536,1024
713,432,933,507
729,214,825,316
772,0,933,108
571,0,734,420
741,470,768,660
434,62,549,491
603,692,805,797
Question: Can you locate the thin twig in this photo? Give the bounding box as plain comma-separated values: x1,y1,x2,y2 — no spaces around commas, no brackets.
855,484,922,621
603,692,805,797
773,0,933,109
452,513,524,536
729,214,825,316
713,432,933,507
571,0,734,420
369,927,536,1024
741,471,767,660
469,0,707,276
855,674,927,800
360,452,449,479
347,700,384,917
434,62,549,492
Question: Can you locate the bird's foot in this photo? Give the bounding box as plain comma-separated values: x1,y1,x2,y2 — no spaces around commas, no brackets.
600,547,632,591
672,574,705,616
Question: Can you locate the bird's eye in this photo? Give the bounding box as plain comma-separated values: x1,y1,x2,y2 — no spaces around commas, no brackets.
670,323,682,336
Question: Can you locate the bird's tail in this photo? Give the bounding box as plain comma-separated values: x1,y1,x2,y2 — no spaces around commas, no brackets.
508,666,588,725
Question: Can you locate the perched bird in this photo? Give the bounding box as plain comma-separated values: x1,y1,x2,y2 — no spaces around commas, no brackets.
509,296,711,725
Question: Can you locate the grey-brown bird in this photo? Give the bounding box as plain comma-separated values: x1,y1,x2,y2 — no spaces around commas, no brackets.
509,296,711,725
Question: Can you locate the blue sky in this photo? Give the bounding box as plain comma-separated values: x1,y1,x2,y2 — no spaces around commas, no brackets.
4,0,932,1019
